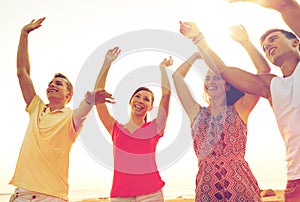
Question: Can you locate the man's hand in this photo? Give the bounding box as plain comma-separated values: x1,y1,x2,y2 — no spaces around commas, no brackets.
22,17,46,34
229,24,250,44
85,89,115,105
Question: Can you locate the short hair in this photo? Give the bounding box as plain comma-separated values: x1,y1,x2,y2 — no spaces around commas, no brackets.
53,73,73,92
260,29,299,51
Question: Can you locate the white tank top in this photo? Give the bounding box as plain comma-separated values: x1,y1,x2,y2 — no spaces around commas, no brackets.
271,62,300,180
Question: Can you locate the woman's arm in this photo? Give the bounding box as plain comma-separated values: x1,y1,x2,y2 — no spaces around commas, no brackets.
94,47,120,134
172,52,201,123
179,21,273,100
156,57,172,135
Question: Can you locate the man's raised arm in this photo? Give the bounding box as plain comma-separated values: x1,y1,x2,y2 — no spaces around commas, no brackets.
17,17,45,105
226,0,300,37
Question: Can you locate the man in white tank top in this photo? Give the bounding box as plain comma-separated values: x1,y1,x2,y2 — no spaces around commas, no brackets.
179,0,300,201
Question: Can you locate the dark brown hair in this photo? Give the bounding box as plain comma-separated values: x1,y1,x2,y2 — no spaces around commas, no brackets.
260,29,299,51
225,82,244,106
130,87,154,122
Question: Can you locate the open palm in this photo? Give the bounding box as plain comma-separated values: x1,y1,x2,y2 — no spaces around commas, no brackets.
22,17,45,33
105,47,121,63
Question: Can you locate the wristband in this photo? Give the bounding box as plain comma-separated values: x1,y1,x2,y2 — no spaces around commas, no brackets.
84,98,93,105
85,92,95,105
193,32,204,44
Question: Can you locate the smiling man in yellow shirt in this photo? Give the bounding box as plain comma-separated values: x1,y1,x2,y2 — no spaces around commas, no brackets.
9,17,114,201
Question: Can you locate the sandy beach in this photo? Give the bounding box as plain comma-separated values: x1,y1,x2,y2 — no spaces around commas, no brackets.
0,189,284,202
76,190,284,202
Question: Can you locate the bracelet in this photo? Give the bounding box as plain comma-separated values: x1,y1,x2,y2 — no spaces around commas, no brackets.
84,92,95,105
192,32,204,44
84,98,93,105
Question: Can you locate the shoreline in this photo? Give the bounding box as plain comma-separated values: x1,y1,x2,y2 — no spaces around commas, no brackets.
0,190,285,202
74,190,285,202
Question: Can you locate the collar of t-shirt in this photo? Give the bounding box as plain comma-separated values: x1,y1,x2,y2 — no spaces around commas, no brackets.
43,105,65,114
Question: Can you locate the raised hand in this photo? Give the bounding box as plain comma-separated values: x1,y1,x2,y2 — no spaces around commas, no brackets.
86,89,115,105
179,21,201,39
229,24,249,44
22,17,46,34
230,25,270,74
160,56,173,68
105,47,121,64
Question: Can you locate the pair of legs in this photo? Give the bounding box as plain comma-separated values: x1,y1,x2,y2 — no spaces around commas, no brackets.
10,188,66,202
110,190,164,202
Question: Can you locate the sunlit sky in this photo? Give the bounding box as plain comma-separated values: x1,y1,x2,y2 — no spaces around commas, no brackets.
1,0,298,198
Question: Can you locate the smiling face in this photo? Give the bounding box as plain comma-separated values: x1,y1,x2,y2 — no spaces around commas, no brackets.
204,71,227,100
261,30,299,67
46,77,73,105
129,88,154,118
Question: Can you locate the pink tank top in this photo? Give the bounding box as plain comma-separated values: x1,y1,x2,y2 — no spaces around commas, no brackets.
110,119,165,197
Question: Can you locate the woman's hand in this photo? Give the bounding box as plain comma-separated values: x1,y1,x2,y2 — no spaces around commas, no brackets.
160,56,173,68
179,21,201,39
105,47,121,64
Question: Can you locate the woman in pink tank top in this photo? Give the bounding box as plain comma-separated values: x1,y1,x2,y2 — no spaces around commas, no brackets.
94,47,173,201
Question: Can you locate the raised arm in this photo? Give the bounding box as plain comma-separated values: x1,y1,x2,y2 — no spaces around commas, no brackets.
230,24,270,74
179,21,274,101
17,17,45,105
72,89,114,132
229,24,271,122
226,0,300,38
156,57,172,134
94,47,121,134
172,52,201,123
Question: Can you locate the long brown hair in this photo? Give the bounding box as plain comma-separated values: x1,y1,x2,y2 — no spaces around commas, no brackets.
203,81,244,106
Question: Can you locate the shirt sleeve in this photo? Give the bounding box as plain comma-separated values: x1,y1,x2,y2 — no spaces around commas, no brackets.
26,95,44,114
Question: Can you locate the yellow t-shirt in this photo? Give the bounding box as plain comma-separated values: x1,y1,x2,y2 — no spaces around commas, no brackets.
10,95,78,200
